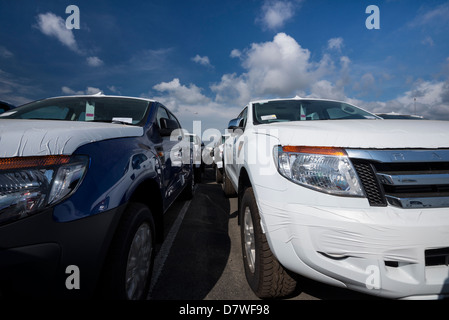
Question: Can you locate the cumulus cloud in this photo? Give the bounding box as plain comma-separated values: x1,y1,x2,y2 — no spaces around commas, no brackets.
257,0,302,31
149,34,449,133
397,80,448,115
153,78,210,108
151,78,241,131
192,54,212,67
211,33,331,105
35,12,80,53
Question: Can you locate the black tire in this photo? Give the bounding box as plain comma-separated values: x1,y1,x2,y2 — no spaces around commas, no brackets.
222,166,237,198
240,187,297,299
215,166,223,183
100,203,155,300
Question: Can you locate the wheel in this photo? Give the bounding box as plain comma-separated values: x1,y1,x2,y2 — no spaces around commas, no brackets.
222,167,237,197
100,203,155,300
240,187,297,299
215,166,223,183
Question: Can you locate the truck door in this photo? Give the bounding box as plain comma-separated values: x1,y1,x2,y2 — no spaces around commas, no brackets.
155,105,184,204
228,107,247,184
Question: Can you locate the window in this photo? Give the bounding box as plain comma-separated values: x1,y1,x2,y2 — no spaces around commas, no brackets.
238,107,248,128
168,110,181,129
1,97,150,125
18,105,70,120
156,105,170,128
253,100,379,124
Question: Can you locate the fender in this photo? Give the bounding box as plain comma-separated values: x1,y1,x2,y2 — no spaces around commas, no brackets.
53,136,163,222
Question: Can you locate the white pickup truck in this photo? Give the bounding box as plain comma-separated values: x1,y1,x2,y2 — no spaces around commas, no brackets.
222,97,449,300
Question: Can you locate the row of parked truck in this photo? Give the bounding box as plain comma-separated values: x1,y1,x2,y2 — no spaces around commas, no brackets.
1,94,448,300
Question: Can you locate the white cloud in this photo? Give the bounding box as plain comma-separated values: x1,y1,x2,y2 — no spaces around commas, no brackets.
352,73,376,95
61,86,102,95
257,0,300,31
107,86,120,94
35,12,80,53
153,78,210,107
328,37,344,51
86,87,102,95
211,32,331,105
86,56,104,67
210,73,251,105
397,80,446,108
35,12,106,67
151,78,240,132
147,34,449,133
409,2,449,28
230,49,242,58
192,54,212,67
62,86,84,95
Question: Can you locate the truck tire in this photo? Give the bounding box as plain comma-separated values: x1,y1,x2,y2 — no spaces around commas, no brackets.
240,187,297,299
222,166,237,198
100,202,155,300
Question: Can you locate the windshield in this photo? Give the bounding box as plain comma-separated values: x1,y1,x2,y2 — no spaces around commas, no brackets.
253,100,379,124
0,97,150,126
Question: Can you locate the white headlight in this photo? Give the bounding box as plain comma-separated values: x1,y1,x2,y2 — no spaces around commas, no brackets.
275,146,364,197
0,155,88,224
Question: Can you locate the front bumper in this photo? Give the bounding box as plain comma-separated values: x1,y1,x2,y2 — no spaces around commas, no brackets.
254,183,449,299
0,204,125,299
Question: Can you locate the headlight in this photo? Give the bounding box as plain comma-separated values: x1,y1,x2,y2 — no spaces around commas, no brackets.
275,146,364,197
0,155,88,225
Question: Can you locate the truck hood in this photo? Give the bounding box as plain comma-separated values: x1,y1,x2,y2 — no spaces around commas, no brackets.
0,119,144,157
256,120,449,149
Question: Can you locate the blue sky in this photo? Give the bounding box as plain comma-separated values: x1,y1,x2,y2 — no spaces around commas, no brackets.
1,0,449,134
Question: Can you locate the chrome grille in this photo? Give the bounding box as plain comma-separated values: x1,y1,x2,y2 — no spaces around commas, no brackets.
348,149,449,209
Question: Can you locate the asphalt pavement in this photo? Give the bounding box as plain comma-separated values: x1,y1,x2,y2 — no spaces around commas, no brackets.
147,166,379,301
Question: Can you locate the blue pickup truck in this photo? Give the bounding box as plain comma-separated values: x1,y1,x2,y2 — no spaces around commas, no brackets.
0,94,195,299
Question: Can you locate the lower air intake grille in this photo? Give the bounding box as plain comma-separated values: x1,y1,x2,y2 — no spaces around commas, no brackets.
352,161,387,207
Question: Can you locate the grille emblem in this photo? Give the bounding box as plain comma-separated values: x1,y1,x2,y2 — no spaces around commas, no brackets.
391,153,405,161
432,152,442,160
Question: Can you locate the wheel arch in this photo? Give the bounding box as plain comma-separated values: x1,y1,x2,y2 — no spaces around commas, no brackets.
128,178,164,243
238,167,252,225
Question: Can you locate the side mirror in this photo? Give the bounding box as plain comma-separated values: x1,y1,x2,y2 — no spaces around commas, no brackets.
227,117,243,130
159,117,179,137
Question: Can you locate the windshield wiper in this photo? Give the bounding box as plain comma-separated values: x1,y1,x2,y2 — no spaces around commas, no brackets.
89,119,134,125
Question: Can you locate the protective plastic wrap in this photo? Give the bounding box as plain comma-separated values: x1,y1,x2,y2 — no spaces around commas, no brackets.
0,119,143,157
